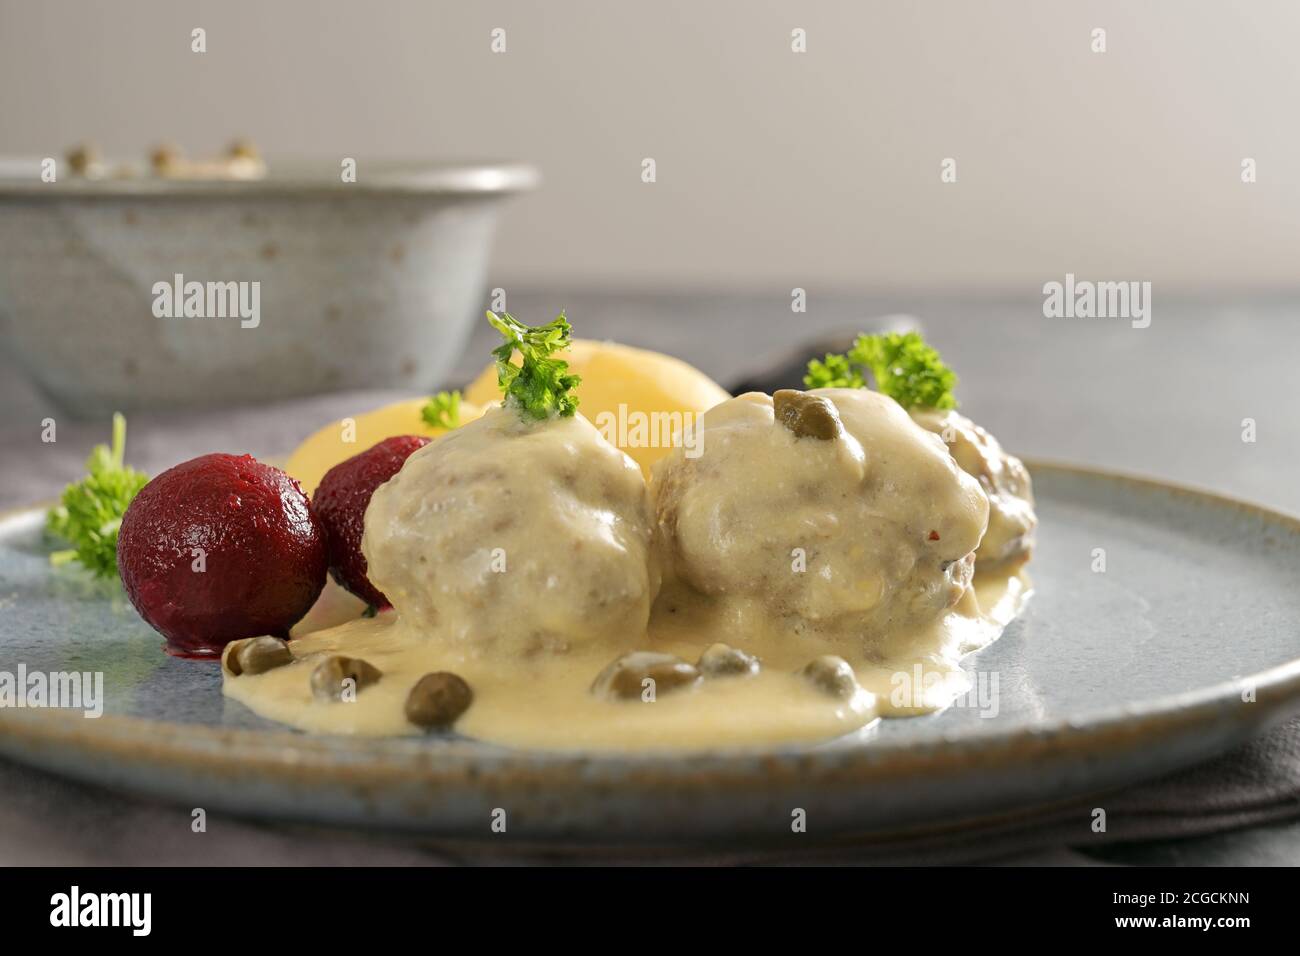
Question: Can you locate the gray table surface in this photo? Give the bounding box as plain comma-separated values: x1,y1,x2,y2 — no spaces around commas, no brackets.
1,289,1297,865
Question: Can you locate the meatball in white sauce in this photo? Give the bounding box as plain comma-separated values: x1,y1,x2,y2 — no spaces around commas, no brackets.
650,389,990,653
363,405,660,657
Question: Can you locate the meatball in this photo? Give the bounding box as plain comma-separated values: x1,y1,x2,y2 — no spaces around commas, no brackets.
649,389,989,649
909,409,1036,566
362,405,659,656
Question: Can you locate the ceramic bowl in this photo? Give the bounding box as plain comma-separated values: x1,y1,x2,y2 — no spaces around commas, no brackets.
0,159,537,416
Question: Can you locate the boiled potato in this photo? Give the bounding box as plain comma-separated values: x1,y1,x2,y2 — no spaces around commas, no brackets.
465,339,730,475
285,397,484,495
288,340,729,492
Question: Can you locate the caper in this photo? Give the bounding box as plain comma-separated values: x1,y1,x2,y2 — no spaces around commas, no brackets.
799,655,860,699
405,672,474,730
310,655,382,701
591,651,701,701
222,636,293,677
697,643,761,678
774,389,843,440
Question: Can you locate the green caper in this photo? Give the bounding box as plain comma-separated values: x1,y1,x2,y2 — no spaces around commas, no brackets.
774,389,843,440
799,655,860,699
591,651,701,701
310,655,382,701
405,672,474,729
222,636,293,677
697,643,761,678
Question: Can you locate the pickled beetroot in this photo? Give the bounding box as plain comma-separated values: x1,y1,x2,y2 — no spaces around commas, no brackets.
313,435,430,608
117,453,327,657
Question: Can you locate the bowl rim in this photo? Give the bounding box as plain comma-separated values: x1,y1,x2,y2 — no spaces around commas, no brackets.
0,158,540,199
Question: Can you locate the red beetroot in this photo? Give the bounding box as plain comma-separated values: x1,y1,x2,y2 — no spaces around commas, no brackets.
313,435,430,608
117,453,327,658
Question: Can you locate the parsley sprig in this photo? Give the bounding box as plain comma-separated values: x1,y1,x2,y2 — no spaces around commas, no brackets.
420,390,462,429
487,311,581,420
46,413,149,578
804,331,958,410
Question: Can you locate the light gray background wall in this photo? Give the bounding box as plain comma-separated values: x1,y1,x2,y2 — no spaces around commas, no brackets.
1,0,1296,291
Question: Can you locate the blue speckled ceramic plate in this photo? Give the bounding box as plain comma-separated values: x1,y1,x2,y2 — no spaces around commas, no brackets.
1,462,1299,844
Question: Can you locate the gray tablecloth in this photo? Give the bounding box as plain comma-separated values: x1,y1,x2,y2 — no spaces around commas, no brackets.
3,290,1299,865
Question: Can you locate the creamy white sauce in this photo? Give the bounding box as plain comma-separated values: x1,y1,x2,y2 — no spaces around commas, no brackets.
224,392,1035,752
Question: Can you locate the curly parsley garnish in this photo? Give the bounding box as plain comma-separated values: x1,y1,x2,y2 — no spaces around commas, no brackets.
420,390,462,430
804,351,865,391
487,310,581,420
804,331,958,410
46,412,149,578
